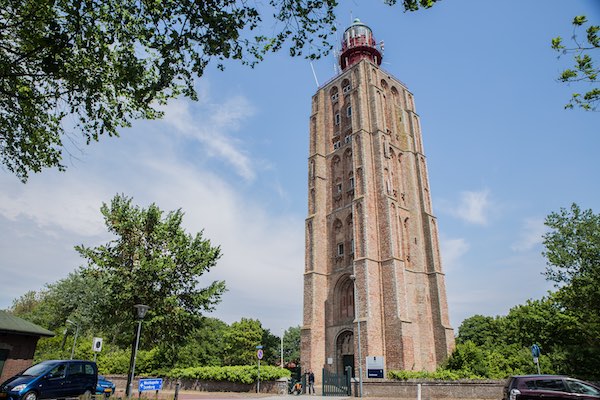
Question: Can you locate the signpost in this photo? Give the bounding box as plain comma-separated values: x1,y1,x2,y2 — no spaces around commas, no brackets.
531,344,541,374
256,345,263,393
92,337,103,362
139,378,163,391
139,378,163,400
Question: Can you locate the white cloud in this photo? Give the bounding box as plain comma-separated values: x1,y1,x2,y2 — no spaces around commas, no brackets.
0,91,303,333
439,189,492,225
160,94,257,181
440,236,469,273
511,217,547,252
0,175,109,237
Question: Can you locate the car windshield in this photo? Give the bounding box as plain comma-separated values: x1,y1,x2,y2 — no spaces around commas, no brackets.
567,380,600,396
21,362,57,377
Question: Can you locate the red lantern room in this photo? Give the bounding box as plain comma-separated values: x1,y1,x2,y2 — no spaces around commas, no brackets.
339,19,382,71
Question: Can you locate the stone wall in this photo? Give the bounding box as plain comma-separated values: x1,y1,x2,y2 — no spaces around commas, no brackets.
104,376,288,395
104,375,505,399
354,379,505,400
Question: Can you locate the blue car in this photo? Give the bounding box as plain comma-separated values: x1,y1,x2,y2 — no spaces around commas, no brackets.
95,376,115,398
0,360,97,400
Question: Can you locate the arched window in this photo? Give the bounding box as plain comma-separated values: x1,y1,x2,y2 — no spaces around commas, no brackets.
342,79,351,94
339,278,355,319
330,86,339,102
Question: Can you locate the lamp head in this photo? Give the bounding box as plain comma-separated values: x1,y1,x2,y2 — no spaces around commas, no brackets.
134,304,150,319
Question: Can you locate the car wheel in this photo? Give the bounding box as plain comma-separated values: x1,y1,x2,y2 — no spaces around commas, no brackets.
79,389,93,400
22,392,38,400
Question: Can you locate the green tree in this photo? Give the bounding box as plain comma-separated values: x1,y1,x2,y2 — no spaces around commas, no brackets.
171,317,228,368
283,326,301,365
456,315,503,346
501,295,578,352
261,328,281,366
223,318,264,366
1,0,437,182
9,271,108,333
552,16,599,111
9,290,42,316
542,203,600,378
75,194,226,348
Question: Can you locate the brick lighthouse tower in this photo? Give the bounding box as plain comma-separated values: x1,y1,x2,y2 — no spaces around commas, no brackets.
300,19,455,383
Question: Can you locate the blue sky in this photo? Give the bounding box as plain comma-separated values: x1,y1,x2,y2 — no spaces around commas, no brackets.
1,0,599,339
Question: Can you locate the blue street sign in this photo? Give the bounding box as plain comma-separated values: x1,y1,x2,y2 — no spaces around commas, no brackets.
139,378,163,392
531,344,541,358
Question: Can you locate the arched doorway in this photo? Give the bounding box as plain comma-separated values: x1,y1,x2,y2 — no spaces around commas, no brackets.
336,330,354,377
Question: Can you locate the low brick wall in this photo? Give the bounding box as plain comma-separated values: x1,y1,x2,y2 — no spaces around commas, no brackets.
354,379,505,400
104,375,504,399
104,375,288,395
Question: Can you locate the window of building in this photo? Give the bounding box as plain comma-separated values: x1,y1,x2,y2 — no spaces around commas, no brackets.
337,243,344,256
335,113,340,125
349,177,355,189
333,141,341,149
340,279,354,319
343,84,351,94
350,239,354,254
344,135,351,144
347,105,352,117
331,93,339,101
336,183,342,193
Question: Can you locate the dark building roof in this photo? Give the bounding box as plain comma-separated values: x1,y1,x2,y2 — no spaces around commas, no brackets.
0,310,55,337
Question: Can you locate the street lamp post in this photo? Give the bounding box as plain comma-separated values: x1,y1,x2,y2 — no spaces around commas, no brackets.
66,319,79,360
127,304,149,399
349,275,363,398
280,329,284,368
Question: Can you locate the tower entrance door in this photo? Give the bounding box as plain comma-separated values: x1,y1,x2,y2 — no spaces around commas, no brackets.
336,330,355,376
342,354,354,377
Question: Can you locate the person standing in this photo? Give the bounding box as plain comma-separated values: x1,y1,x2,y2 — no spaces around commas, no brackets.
308,370,315,394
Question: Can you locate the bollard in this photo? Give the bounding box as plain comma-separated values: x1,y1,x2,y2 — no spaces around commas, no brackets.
173,382,180,400
417,383,421,400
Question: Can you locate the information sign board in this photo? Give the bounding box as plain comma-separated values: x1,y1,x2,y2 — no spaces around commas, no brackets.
139,378,163,392
366,356,384,379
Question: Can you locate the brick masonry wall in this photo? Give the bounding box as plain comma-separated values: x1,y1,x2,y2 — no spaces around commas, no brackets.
104,376,288,395
0,359,33,383
105,375,503,399
0,333,39,382
355,380,504,400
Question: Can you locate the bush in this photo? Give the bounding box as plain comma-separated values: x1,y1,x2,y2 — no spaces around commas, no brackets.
167,365,290,384
387,369,483,380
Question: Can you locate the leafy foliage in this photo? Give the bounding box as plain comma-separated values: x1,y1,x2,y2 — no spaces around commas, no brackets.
542,203,600,378
552,16,599,111
283,326,301,364
75,194,226,348
261,328,281,366
222,318,264,366
0,0,437,182
388,368,478,381
384,0,438,12
167,365,290,384
168,317,228,368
